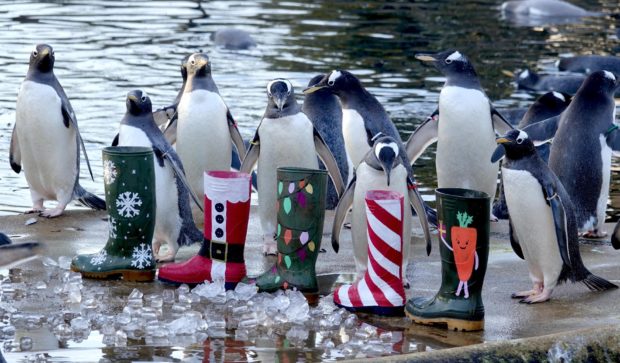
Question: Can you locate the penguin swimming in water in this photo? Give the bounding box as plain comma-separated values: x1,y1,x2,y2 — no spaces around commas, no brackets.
500,0,600,27
114,90,203,262
10,44,105,217
520,70,620,238
514,68,585,95
558,55,620,75
303,70,405,170
175,52,247,221
406,50,513,220
493,91,571,219
241,78,345,255
332,135,433,282
302,74,349,210
493,129,617,303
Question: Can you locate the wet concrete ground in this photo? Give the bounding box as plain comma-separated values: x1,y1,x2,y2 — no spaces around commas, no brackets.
2,206,620,361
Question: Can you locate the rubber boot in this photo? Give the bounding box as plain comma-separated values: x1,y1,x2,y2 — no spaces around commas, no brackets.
405,188,490,331
254,167,327,304
158,171,251,289
334,190,406,316
71,146,156,282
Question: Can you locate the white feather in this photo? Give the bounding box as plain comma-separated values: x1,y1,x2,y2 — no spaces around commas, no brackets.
342,109,370,168
328,70,342,84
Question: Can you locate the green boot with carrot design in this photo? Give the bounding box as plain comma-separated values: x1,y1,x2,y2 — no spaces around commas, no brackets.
254,167,327,304
71,146,157,282
405,188,490,331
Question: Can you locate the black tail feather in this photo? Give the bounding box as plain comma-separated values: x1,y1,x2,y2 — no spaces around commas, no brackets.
581,273,618,292
424,204,438,228
75,185,106,210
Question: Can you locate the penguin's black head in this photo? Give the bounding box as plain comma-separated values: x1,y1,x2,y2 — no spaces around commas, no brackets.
578,70,620,96
515,69,540,90
371,135,400,186
267,78,296,113
187,53,211,78
303,70,361,96
180,54,191,81
126,90,153,116
29,44,55,73
415,50,480,88
537,91,571,111
493,129,536,162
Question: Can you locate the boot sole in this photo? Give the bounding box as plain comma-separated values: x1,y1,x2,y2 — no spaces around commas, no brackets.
335,302,404,317
71,266,155,282
158,276,240,291
405,309,484,331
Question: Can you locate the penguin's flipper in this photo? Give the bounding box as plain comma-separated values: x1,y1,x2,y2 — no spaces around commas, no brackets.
313,128,345,197
154,146,204,212
111,133,119,147
405,109,439,163
9,124,21,174
491,106,514,134
605,124,620,156
611,220,620,250
240,131,260,174
162,119,177,145
62,104,95,181
153,105,176,127
508,217,525,260
227,110,247,160
543,183,571,268
521,115,561,146
407,177,433,256
332,175,356,253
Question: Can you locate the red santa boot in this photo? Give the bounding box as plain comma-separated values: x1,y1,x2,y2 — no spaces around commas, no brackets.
158,171,251,289
334,190,406,316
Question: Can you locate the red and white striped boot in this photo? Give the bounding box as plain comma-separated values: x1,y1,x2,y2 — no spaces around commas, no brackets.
158,171,251,290
334,190,406,316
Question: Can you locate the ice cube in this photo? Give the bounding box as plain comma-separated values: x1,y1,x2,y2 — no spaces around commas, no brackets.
162,289,175,304
343,314,358,329
52,323,72,341
177,284,190,295
57,256,72,270
116,312,131,326
41,256,58,268
128,288,143,301
286,325,309,343
271,295,290,312
234,282,258,301
115,330,127,347
70,317,90,333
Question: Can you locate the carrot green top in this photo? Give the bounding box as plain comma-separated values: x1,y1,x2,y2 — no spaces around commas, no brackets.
456,211,473,227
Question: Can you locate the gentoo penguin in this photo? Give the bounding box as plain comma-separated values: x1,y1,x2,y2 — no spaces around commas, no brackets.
332,135,433,282
302,74,349,210
514,69,585,95
521,71,620,238
406,50,513,220
10,44,105,217
175,52,246,220
240,78,345,255
558,55,620,75
114,90,203,262
493,91,571,219
211,29,257,50
500,0,600,27
303,70,405,169
152,55,190,145
492,130,617,303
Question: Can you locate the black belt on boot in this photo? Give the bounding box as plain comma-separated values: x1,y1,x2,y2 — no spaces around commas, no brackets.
199,239,244,263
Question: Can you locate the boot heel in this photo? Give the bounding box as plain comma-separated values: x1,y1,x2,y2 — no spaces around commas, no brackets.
302,292,319,306
445,318,484,332
122,270,155,282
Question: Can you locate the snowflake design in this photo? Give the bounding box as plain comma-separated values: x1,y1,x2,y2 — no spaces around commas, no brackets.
108,217,117,238
131,243,152,269
116,192,142,218
103,160,118,185
90,250,107,266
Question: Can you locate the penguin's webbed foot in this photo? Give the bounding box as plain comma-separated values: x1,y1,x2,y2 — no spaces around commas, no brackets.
39,207,65,218
519,290,551,304
512,282,543,299
156,253,176,263
490,213,499,222
25,208,44,215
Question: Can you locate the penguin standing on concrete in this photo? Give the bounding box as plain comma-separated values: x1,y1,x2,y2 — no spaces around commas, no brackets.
332,135,433,282
492,129,616,303
522,71,620,238
493,91,571,219
302,74,349,209
303,70,406,170
10,44,105,217
175,52,246,221
114,90,203,262
241,79,345,255
406,50,513,220
152,55,190,145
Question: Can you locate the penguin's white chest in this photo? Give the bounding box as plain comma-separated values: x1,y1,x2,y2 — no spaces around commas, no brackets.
256,114,318,234
436,86,498,197
16,80,77,201
342,109,370,168
502,167,563,282
118,125,180,236
594,134,612,230
176,90,231,200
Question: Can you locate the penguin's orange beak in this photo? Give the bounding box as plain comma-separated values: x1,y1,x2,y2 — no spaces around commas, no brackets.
415,54,437,62
495,137,510,144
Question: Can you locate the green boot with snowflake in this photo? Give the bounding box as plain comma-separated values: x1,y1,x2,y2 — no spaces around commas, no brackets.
71,146,157,282
254,167,327,304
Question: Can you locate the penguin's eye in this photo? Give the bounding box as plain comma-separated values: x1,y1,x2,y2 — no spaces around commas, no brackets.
516,137,524,144
445,59,453,64
190,60,196,66
141,96,147,102
32,50,38,57
328,80,335,86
